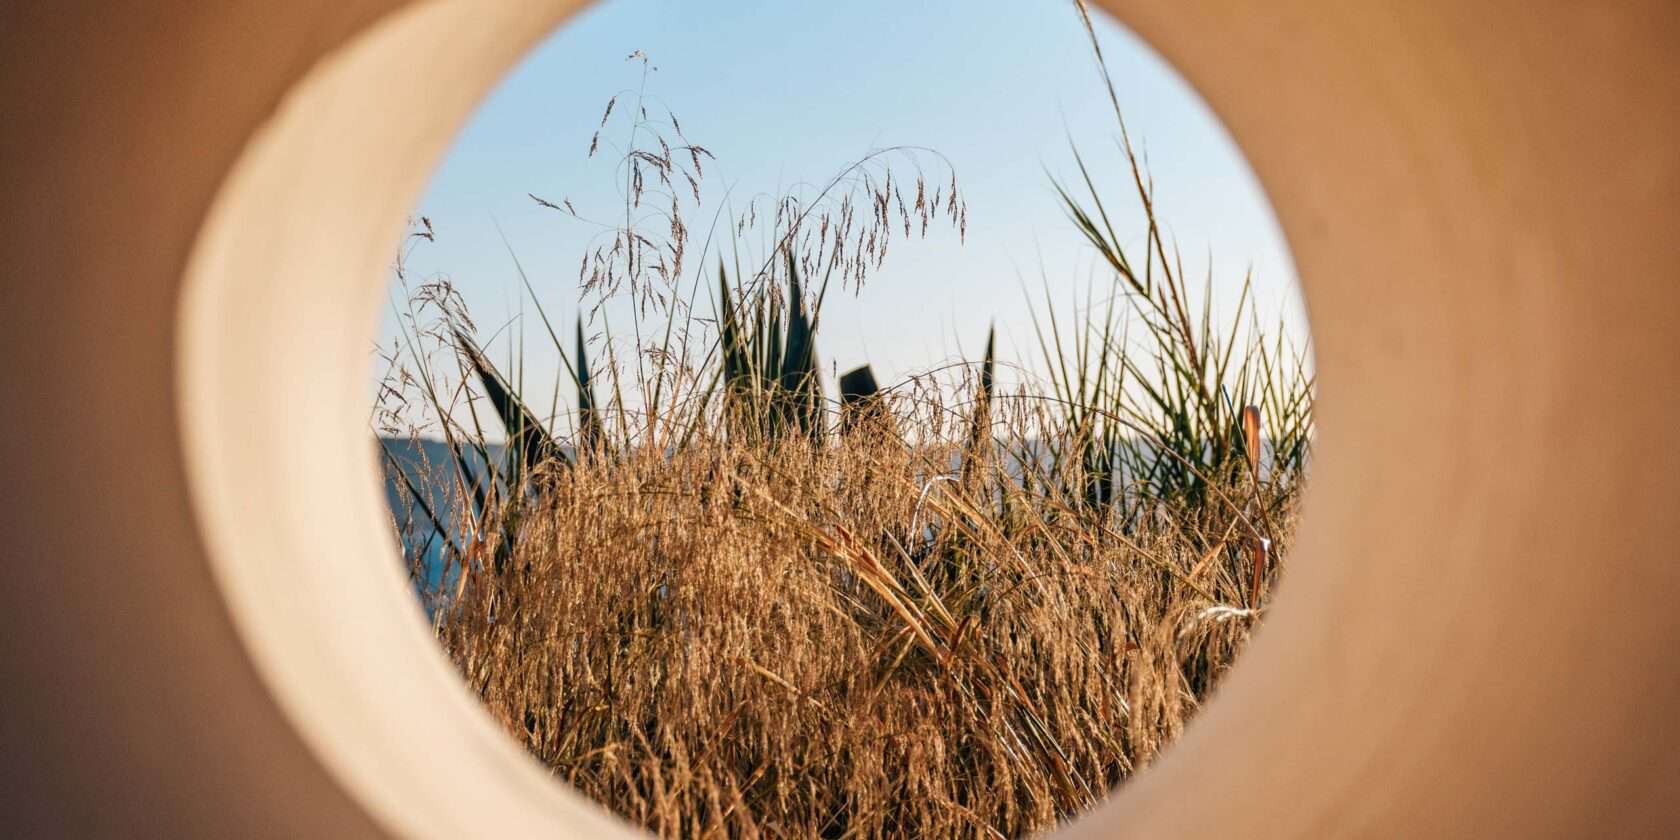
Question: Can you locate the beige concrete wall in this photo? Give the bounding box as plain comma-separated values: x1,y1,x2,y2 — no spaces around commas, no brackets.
1,2,1675,836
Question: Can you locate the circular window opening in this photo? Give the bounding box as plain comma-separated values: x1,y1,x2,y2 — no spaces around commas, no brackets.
371,2,1311,836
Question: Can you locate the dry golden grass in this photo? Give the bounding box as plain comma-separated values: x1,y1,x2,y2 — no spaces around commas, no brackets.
424,423,1294,838
379,11,1312,834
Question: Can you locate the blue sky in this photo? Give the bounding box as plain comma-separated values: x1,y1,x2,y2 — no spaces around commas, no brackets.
381,0,1303,428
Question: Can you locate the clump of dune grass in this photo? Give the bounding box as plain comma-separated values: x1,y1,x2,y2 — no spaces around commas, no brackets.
432,428,1294,838
375,9,1312,837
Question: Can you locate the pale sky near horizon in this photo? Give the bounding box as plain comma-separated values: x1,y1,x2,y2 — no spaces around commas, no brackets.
378,0,1306,435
